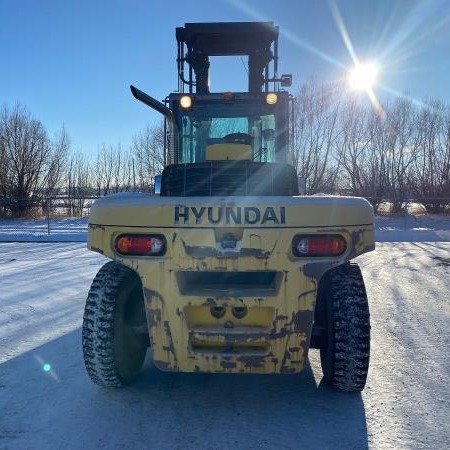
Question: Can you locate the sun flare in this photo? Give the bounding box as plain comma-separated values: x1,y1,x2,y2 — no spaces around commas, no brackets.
348,63,379,91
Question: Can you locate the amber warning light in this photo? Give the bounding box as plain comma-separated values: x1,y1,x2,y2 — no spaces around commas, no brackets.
292,235,346,257
115,234,166,256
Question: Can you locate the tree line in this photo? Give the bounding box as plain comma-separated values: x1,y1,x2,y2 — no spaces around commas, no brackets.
292,79,450,212
0,103,164,216
1,79,449,217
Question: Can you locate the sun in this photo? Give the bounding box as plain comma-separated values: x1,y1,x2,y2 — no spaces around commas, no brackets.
348,62,379,91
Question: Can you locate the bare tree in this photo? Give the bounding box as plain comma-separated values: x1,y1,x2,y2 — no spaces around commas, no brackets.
47,125,71,197
0,103,68,216
94,144,112,196
381,98,421,211
66,152,93,216
409,100,450,212
292,79,342,193
335,96,422,210
94,144,118,196
131,121,165,192
93,142,137,195
334,99,388,206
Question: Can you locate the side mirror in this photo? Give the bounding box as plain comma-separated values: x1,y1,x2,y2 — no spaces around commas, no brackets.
154,175,162,195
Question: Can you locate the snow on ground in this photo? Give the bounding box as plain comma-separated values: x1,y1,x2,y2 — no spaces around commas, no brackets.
1,214,450,243
0,217,88,242
376,214,450,242
1,238,450,448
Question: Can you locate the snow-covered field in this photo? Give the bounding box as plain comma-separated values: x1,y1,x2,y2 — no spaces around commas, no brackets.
0,217,88,242
1,219,450,449
1,213,450,242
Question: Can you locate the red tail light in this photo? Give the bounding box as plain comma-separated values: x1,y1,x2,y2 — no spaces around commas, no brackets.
115,234,166,256
292,235,346,257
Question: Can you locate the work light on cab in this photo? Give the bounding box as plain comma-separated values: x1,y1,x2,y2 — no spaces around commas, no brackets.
292,235,346,257
115,234,166,256
266,93,278,105
179,95,192,109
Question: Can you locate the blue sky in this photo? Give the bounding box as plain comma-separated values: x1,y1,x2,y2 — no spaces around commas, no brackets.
1,0,450,154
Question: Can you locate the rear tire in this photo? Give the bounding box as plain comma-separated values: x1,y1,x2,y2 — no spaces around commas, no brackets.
317,263,370,392
82,261,148,387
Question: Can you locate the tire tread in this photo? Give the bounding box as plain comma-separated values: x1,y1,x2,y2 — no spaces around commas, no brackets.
82,261,140,387
321,263,371,392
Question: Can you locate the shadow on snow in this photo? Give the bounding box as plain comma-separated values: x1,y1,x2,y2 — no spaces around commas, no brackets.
0,329,368,449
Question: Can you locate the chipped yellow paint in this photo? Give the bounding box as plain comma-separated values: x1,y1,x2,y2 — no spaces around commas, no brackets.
144,290,179,371
87,194,375,374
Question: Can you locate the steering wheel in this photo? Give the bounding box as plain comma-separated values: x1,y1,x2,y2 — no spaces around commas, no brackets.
224,133,253,145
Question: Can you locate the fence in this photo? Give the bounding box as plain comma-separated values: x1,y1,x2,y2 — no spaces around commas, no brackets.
0,196,449,242
0,196,95,242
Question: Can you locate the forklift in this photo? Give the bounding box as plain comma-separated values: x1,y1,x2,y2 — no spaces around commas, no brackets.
83,22,374,391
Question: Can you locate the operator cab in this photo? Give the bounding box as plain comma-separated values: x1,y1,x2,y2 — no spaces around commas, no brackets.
131,22,296,196
169,22,291,166
169,90,289,164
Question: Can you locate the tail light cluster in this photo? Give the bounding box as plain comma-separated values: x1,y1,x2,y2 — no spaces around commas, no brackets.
115,234,166,256
292,234,346,257
114,233,345,258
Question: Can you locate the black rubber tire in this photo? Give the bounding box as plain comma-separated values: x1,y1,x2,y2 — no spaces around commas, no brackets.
318,263,370,392
82,261,148,387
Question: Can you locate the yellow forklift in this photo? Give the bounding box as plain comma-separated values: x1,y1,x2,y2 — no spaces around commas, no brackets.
83,22,374,391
